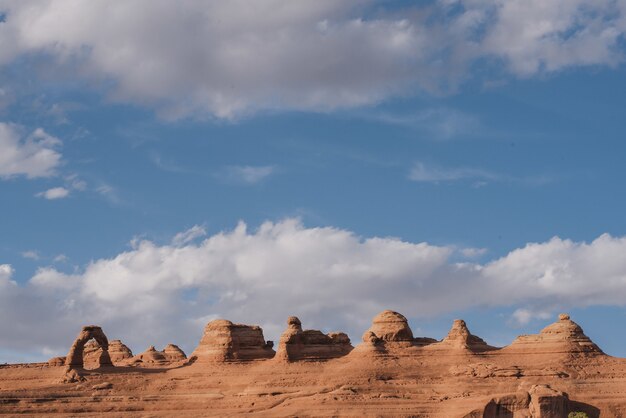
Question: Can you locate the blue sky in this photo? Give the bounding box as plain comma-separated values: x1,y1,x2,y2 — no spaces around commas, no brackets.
1,0,626,362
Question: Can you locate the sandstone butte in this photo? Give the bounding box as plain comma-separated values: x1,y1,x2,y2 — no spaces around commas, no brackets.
1,311,626,417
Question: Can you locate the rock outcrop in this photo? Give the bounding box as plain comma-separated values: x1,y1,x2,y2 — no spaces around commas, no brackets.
78,339,133,367
132,346,168,365
504,313,602,357
65,325,112,369
163,344,187,362
47,356,65,367
464,385,570,417
529,385,569,418
275,316,353,362
356,310,436,353
108,340,134,363
191,319,275,362
366,310,414,342
425,319,495,353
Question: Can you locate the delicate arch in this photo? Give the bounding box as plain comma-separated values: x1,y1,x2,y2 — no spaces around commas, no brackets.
66,325,113,368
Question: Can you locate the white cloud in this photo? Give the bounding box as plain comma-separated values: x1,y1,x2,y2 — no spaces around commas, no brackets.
0,123,62,178
0,1,623,118
0,264,16,286
460,247,488,258
222,165,275,185
510,308,553,326
2,221,626,362
21,250,40,260
172,225,207,247
36,186,70,200
53,254,68,263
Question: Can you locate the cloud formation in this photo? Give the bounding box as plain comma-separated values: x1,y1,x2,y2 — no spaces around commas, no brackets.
0,123,62,179
2,220,626,362
36,186,70,200
0,0,623,118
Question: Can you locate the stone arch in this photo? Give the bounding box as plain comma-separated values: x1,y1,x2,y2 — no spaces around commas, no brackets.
65,325,113,368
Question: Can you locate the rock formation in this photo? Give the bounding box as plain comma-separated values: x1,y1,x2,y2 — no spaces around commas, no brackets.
529,385,569,418
108,340,134,363
163,344,187,362
503,313,602,357
4,312,620,416
425,319,496,353
365,310,414,342
190,319,275,362
65,325,112,369
47,356,65,367
356,310,436,353
132,346,168,365
464,385,570,418
275,316,353,361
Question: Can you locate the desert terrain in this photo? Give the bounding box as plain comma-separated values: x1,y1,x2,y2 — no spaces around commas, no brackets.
1,311,625,417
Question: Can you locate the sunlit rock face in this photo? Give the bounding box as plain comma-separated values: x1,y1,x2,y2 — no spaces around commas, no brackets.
275,316,353,362
503,313,603,356
191,319,275,362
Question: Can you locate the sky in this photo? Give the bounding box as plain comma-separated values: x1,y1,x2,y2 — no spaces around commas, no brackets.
1,0,626,363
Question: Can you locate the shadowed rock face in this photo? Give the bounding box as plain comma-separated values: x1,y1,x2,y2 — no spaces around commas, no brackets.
464,385,569,418
65,325,112,368
275,316,353,361
191,319,275,362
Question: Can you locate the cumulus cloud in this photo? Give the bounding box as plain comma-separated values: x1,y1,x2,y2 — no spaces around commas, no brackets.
2,220,626,362
0,0,623,118
36,186,70,200
0,123,62,178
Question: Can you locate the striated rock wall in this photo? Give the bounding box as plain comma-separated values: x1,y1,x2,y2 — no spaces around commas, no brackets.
191,319,275,362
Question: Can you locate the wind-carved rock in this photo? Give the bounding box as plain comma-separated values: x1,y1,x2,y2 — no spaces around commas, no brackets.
503,313,602,356
275,316,353,362
65,325,113,369
191,319,275,362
